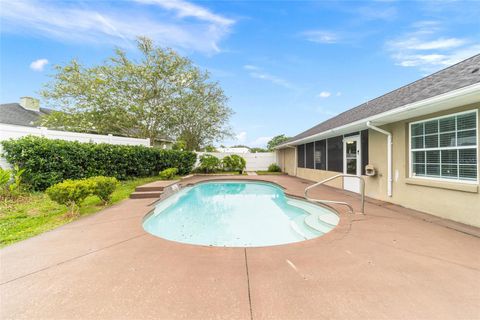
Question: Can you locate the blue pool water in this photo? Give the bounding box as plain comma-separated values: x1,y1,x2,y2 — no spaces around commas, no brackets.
143,181,339,247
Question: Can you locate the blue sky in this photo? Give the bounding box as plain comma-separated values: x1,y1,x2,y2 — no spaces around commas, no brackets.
1,0,479,147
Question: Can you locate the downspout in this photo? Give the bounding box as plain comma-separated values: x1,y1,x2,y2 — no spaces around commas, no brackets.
366,121,392,197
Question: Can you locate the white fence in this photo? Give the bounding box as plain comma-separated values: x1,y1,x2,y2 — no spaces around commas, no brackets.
196,152,277,171
0,123,150,168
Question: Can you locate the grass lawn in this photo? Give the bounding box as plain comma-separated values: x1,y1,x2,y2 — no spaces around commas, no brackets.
256,171,285,175
0,176,163,247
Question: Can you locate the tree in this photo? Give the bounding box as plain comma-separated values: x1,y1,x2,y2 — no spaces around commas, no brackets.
267,134,290,151
40,37,233,149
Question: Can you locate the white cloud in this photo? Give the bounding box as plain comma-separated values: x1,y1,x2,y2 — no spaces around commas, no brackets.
30,58,48,71
302,30,339,44
230,131,271,148
243,65,294,89
235,131,247,143
0,0,234,54
316,106,338,117
357,6,397,21
135,0,234,26
250,136,272,147
386,21,479,71
336,92,342,96
317,91,331,98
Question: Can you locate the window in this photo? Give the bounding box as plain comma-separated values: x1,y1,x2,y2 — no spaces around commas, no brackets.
410,110,478,182
305,142,314,169
327,136,343,173
314,140,326,170
297,144,305,168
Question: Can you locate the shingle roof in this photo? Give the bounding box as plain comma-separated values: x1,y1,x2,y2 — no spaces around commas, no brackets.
0,103,174,142
0,103,52,127
283,54,480,146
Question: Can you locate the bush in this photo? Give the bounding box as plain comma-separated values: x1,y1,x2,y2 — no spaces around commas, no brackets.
222,155,246,173
1,136,197,190
46,179,92,214
268,163,281,172
159,168,178,180
0,166,26,198
88,176,118,203
198,154,221,173
0,168,10,191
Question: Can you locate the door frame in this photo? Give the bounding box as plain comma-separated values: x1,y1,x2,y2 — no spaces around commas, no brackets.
343,135,361,193
343,135,361,176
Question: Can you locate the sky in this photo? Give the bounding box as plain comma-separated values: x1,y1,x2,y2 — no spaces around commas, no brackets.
1,0,479,148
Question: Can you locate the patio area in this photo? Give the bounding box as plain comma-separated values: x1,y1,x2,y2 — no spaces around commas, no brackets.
1,175,479,319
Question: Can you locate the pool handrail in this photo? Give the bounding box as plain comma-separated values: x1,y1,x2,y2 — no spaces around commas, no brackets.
304,174,365,214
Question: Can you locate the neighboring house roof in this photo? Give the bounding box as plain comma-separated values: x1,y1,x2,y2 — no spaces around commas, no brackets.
0,103,52,127
280,54,480,147
0,103,174,142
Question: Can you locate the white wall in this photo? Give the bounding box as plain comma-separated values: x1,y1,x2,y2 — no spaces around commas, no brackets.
0,123,150,168
196,152,277,171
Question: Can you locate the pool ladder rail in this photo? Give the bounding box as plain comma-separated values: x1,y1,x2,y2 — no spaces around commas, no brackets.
304,174,365,214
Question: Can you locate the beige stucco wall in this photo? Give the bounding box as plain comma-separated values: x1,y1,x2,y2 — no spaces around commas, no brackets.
296,168,344,189
277,148,296,175
367,103,480,227
279,103,480,227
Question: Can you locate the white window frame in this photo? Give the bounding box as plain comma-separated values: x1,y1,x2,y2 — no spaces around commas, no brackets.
408,109,479,184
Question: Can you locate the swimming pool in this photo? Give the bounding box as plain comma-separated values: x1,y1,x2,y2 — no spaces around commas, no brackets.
143,181,339,247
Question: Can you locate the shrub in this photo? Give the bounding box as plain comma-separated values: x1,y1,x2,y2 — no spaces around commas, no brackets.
268,163,281,172
198,154,221,173
87,176,118,203
1,136,197,190
222,155,246,173
46,179,92,214
0,168,10,191
159,168,178,180
0,166,26,197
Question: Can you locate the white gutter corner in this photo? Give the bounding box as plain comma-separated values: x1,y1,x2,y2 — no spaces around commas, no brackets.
366,121,392,197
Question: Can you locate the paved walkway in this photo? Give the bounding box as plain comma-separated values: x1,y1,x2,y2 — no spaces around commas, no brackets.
1,175,479,319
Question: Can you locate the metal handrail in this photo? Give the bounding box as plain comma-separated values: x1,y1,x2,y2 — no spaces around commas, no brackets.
304,174,365,214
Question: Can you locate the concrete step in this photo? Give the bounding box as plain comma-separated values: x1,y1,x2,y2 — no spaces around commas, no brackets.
130,191,163,199
135,185,165,192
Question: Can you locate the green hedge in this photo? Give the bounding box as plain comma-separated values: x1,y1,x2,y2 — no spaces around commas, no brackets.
1,136,196,190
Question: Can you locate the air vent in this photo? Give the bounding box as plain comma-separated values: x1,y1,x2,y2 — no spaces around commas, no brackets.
472,68,479,74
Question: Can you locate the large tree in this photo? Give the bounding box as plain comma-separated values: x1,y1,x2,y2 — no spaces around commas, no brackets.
40,37,233,150
267,134,290,150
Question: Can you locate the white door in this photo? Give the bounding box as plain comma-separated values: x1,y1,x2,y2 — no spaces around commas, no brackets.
343,136,361,193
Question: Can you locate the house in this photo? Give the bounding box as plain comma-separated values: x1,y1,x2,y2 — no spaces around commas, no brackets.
0,97,174,149
0,97,52,126
276,54,480,227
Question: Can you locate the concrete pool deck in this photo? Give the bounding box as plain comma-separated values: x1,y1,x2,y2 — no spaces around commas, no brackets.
1,175,479,319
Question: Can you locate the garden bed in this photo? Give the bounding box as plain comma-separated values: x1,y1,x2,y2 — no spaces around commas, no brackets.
0,176,164,247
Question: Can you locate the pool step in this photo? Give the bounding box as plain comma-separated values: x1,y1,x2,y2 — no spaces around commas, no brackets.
291,216,322,239
130,191,163,199
304,215,335,234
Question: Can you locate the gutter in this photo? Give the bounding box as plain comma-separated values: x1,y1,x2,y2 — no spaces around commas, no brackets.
366,121,392,197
